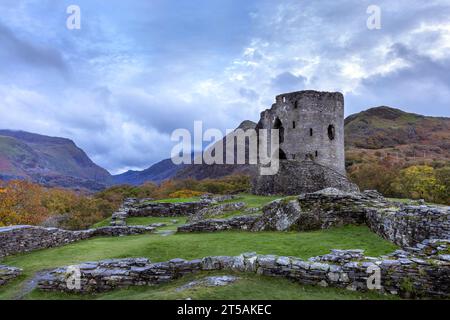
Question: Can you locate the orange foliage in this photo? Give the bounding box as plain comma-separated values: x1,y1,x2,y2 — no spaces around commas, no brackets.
169,189,204,198
0,180,49,226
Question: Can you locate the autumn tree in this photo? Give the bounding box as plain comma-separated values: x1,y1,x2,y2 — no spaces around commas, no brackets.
393,165,446,203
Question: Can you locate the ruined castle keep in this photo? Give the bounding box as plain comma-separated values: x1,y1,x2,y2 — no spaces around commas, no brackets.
253,90,358,195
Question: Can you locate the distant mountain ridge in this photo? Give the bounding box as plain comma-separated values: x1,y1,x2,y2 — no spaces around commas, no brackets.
0,130,112,191
112,158,183,185
344,106,450,171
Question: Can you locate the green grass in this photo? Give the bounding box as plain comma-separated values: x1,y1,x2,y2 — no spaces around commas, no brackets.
222,194,281,208
127,216,188,231
92,217,188,230
91,218,111,228
25,271,397,300
91,194,281,228
0,225,397,300
144,197,200,204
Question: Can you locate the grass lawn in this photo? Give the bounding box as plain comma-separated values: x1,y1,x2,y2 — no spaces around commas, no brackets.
144,197,200,204
222,194,281,208
0,225,398,300
91,193,281,228
25,271,398,300
127,216,188,231
91,218,111,228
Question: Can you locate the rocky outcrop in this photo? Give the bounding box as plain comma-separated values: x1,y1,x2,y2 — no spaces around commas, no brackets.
37,239,450,299
253,161,359,195
0,225,154,258
178,215,259,233
0,265,22,286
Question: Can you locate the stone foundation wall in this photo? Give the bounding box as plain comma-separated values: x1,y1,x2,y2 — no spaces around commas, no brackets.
0,225,154,258
366,205,450,247
187,202,246,223
37,239,450,299
178,215,259,233
0,265,22,286
252,190,372,232
177,189,450,252
128,201,210,217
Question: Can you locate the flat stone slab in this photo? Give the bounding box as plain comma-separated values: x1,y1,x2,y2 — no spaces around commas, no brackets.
176,276,240,292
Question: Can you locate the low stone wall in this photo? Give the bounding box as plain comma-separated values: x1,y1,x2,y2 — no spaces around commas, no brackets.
128,201,210,217
188,202,246,223
366,205,450,247
178,215,259,233
0,225,154,258
37,239,450,299
0,265,22,286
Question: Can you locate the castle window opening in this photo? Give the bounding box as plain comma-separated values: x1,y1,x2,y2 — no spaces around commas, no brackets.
310,128,313,136
282,97,286,103
328,124,335,140
315,150,318,157
293,121,296,129
294,101,298,109
274,117,284,143
278,148,287,160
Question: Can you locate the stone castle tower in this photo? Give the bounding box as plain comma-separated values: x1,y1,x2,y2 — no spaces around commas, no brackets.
252,90,358,195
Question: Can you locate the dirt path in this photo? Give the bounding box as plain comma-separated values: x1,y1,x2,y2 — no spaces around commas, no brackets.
14,270,49,300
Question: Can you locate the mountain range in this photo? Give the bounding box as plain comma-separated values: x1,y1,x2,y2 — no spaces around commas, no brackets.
0,130,111,191
0,106,448,190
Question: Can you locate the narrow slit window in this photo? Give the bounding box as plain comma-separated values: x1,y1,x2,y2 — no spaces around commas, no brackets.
294,101,298,109
315,151,318,157
328,124,335,140
293,121,296,129
310,128,313,136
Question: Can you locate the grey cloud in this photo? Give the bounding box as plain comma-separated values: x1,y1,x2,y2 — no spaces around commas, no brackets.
239,87,259,101
346,44,450,116
0,22,68,75
271,72,306,92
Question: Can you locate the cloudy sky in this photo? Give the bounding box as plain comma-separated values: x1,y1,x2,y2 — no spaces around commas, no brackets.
0,0,449,174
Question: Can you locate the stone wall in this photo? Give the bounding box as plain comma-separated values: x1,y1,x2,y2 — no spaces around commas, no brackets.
0,265,22,286
37,239,450,299
366,205,450,247
187,202,246,223
128,201,210,217
178,215,259,233
0,225,154,258
178,189,450,250
252,188,382,231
